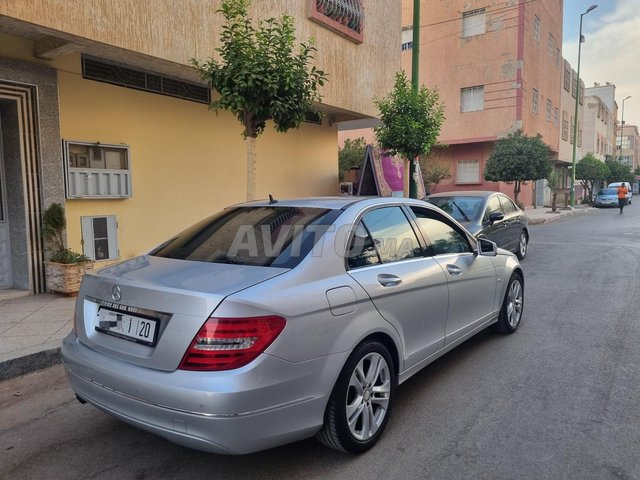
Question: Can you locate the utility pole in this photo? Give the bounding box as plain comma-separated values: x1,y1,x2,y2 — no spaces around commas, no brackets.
409,0,420,198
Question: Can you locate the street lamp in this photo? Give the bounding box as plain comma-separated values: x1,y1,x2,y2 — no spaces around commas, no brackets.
618,95,632,165
570,4,598,207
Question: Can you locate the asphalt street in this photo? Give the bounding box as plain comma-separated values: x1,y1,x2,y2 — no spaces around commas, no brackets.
1,204,639,480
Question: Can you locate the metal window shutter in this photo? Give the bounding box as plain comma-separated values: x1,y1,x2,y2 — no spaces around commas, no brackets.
107,216,118,259
81,217,95,259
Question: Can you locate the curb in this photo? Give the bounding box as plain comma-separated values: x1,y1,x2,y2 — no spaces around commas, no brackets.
0,348,61,382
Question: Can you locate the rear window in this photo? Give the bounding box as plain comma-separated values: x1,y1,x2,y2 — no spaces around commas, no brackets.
599,189,617,195
150,206,342,268
427,196,482,223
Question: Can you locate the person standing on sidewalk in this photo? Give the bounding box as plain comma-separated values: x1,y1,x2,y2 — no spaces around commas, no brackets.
617,183,629,214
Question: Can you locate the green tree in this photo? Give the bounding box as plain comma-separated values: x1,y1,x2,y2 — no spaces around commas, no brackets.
546,169,561,212
575,153,609,202
192,0,327,200
605,158,634,184
419,152,450,193
484,130,552,205
338,137,367,182
374,71,445,198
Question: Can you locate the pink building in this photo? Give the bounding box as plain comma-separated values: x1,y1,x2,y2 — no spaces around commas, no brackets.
340,0,564,206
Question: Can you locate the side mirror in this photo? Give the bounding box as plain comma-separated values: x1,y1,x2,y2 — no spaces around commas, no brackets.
477,238,497,257
489,212,504,224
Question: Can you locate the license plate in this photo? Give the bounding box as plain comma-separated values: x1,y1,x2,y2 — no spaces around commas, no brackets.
96,308,158,346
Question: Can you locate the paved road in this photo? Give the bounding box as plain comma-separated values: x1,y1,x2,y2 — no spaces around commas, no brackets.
1,205,640,480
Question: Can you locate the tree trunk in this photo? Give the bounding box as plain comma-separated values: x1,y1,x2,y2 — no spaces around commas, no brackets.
513,180,521,205
246,136,256,201
551,192,557,212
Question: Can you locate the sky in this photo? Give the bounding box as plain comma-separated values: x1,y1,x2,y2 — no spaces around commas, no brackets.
562,0,640,127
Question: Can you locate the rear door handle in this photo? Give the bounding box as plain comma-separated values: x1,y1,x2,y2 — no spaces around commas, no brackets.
377,274,402,287
446,265,463,276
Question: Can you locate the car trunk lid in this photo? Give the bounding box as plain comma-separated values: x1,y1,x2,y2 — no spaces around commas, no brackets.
74,255,288,371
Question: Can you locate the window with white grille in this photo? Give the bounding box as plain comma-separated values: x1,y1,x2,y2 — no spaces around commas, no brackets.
457,159,480,184
64,141,132,199
461,86,484,112
462,9,486,38
532,89,539,114
81,215,119,261
401,27,413,51
546,99,552,121
534,16,541,42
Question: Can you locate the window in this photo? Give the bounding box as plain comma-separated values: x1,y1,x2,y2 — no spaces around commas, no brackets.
64,141,132,198
546,99,552,121
534,16,541,42
555,48,561,68
562,111,569,140
82,56,210,104
532,89,539,114
564,61,571,91
548,33,555,57
311,0,364,43
457,159,480,184
462,9,486,38
484,196,502,223
401,27,413,51
578,80,584,105
410,208,471,256
570,116,575,144
360,207,422,264
571,70,577,98
578,123,582,147
81,216,119,261
553,107,559,127
498,195,517,214
461,86,484,112
347,221,380,269
152,206,341,268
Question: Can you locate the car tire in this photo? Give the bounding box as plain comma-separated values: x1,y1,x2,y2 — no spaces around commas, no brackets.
493,273,524,334
515,231,528,260
316,340,395,454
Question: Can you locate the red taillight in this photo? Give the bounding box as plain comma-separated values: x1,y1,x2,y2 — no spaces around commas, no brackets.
179,316,286,371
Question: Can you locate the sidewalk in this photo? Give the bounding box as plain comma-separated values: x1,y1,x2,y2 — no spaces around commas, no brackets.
0,203,594,382
0,291,75,381
524,203,594,225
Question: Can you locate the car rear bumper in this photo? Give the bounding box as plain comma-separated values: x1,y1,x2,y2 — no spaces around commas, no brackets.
61,333,348,454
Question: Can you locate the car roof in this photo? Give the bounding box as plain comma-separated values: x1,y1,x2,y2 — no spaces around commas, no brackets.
230,196,435,211
427,191,500,198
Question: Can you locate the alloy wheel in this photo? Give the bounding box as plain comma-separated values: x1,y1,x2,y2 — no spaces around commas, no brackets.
506,279,523,328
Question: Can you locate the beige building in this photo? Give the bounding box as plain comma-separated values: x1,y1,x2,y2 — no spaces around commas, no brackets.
583,94,614,162
0,1,400,293
617,124,640,171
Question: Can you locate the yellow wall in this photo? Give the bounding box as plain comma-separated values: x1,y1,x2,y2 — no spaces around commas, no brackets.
56,55,338,258
0,0,400,118
1,35,338,261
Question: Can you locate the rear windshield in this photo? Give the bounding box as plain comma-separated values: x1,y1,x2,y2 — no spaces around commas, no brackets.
598,189,617,195
427,196,482,223
150,206,342,268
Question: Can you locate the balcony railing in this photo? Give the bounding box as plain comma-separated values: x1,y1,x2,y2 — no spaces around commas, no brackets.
311,0,364,43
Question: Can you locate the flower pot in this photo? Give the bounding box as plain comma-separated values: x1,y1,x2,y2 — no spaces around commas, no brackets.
44,261,95,295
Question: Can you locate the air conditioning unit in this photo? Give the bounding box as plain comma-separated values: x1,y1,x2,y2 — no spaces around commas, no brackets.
339,182,354,196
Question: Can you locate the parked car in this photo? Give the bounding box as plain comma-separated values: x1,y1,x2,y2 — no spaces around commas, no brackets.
594,188,619,208
426,191,529,259
607,182,632,204
61,197,524,455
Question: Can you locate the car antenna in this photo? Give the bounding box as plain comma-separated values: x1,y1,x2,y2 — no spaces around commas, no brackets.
268,194,277,204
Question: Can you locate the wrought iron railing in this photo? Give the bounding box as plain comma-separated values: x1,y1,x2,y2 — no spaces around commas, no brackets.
315,0,364,33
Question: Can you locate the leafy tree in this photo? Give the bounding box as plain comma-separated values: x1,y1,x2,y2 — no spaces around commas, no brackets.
338,137,367,182
484,130,552,205
575,153,609,202
419,152,450,193
546,169,561,212
192,0,327,200
605,158,634,184
374,71,445,198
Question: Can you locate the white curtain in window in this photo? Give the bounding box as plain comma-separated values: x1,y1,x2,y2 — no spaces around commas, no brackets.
461,86,484,112
457,160,480,183
462,10,486,37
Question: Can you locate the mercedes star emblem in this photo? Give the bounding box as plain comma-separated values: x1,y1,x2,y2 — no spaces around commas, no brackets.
111,285,122,302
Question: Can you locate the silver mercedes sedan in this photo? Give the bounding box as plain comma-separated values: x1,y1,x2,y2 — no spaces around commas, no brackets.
61,197,524,455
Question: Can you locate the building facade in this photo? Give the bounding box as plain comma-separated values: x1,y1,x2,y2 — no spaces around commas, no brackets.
0,1,400,293
617,124,640,171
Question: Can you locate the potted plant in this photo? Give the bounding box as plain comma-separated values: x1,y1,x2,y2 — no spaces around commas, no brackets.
42,203,94,294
